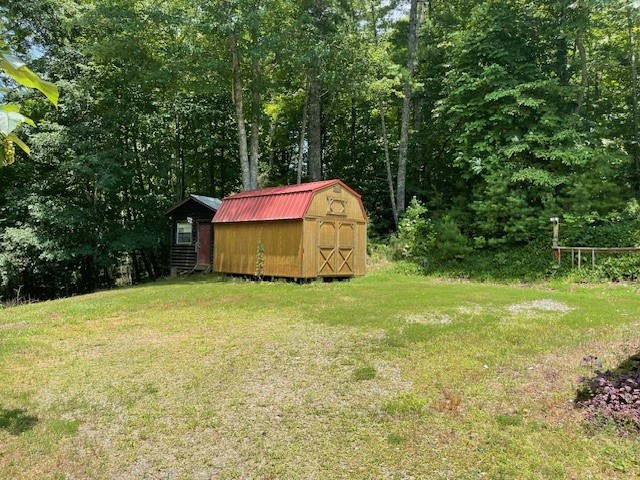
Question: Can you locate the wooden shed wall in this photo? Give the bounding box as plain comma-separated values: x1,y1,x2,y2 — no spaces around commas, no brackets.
214,220,304,277
301,185,367,277
305,184,367,221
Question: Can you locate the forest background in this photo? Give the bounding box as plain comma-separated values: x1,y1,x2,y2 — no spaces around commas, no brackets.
2,0,640,300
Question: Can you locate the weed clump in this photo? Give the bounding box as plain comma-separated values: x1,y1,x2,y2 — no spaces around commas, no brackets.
433,389,462,416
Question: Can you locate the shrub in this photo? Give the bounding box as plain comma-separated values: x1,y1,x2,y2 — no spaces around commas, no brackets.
562,202,640,248
394,197,434,260
431,215,472,261
393,199,471,263
576,355,640,433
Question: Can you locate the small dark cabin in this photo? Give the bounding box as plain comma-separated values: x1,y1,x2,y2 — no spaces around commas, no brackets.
165,195,221,275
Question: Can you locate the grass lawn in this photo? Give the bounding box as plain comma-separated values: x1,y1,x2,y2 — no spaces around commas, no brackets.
1,266,640,479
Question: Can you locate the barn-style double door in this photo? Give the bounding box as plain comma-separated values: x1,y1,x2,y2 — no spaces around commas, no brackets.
317,220,355,276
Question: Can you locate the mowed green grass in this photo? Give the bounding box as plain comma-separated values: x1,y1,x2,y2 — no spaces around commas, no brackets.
2,268,640,479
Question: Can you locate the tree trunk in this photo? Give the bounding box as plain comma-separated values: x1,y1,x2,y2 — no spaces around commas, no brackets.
140,249,156,280
130,251,140,284
575,35,588,116
350,99,357,165
148,250,161,278
220,145,226,197
269,117,276,169
396,0,422,213
628,6,640,199
380,103,398,229
209,150,216,197
556,39,569,85
370,1,398,228
131,127,146,193
208,118,216,196
413,95,423,186
307,70,322,182
175,108,185,200
229,32,251,190
249,55,260,189
297,88,309,184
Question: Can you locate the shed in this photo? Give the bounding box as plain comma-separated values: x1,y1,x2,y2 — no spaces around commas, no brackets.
165,194,222,275
213,179,367,279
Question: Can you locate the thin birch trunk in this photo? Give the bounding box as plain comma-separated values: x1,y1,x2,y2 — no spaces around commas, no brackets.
396,0,422,213
268,118,276,169
297,89,309,184
370,1,399,227
249,56,260,189
575,36,588,116
229,32,251,191
380,103,398,229
175,108,185,200
628,6,640,198
307,70,322,181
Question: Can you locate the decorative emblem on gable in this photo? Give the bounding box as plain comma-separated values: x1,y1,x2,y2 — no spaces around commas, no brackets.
327,197,347,215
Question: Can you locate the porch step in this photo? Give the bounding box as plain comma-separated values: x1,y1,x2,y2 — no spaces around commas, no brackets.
191,264,211,274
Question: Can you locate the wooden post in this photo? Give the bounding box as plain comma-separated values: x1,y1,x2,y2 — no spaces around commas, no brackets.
572,248,575,268
592,249,595,267
550,217,559,248
578,248,582,268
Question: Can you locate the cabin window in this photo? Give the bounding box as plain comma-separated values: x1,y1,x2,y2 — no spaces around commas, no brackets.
176,222,193,244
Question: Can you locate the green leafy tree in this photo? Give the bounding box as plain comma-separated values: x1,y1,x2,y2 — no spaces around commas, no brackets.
435,0,627,243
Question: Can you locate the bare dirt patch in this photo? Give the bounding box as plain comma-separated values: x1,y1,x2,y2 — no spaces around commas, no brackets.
398,312,452,325
457,304,486,315
0,321,27,331
507,299,574,314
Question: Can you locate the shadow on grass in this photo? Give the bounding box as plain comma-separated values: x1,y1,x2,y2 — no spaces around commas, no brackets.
575,352,640,403
613,352,640,374
574,351,640,433
0,408,38,435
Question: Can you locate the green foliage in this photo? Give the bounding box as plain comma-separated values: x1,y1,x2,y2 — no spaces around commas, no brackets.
393,198,471,263
431,215,472,261
562,204,640,248
416,240,560,282
0,39,58,105
552,204,640,282
0,37,57,166
434,0,629,244
395,197,433,260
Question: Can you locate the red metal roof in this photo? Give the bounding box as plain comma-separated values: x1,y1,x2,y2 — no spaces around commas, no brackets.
213,179,363,223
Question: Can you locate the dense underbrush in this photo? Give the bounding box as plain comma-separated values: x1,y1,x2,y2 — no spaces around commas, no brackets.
371,199,640,283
